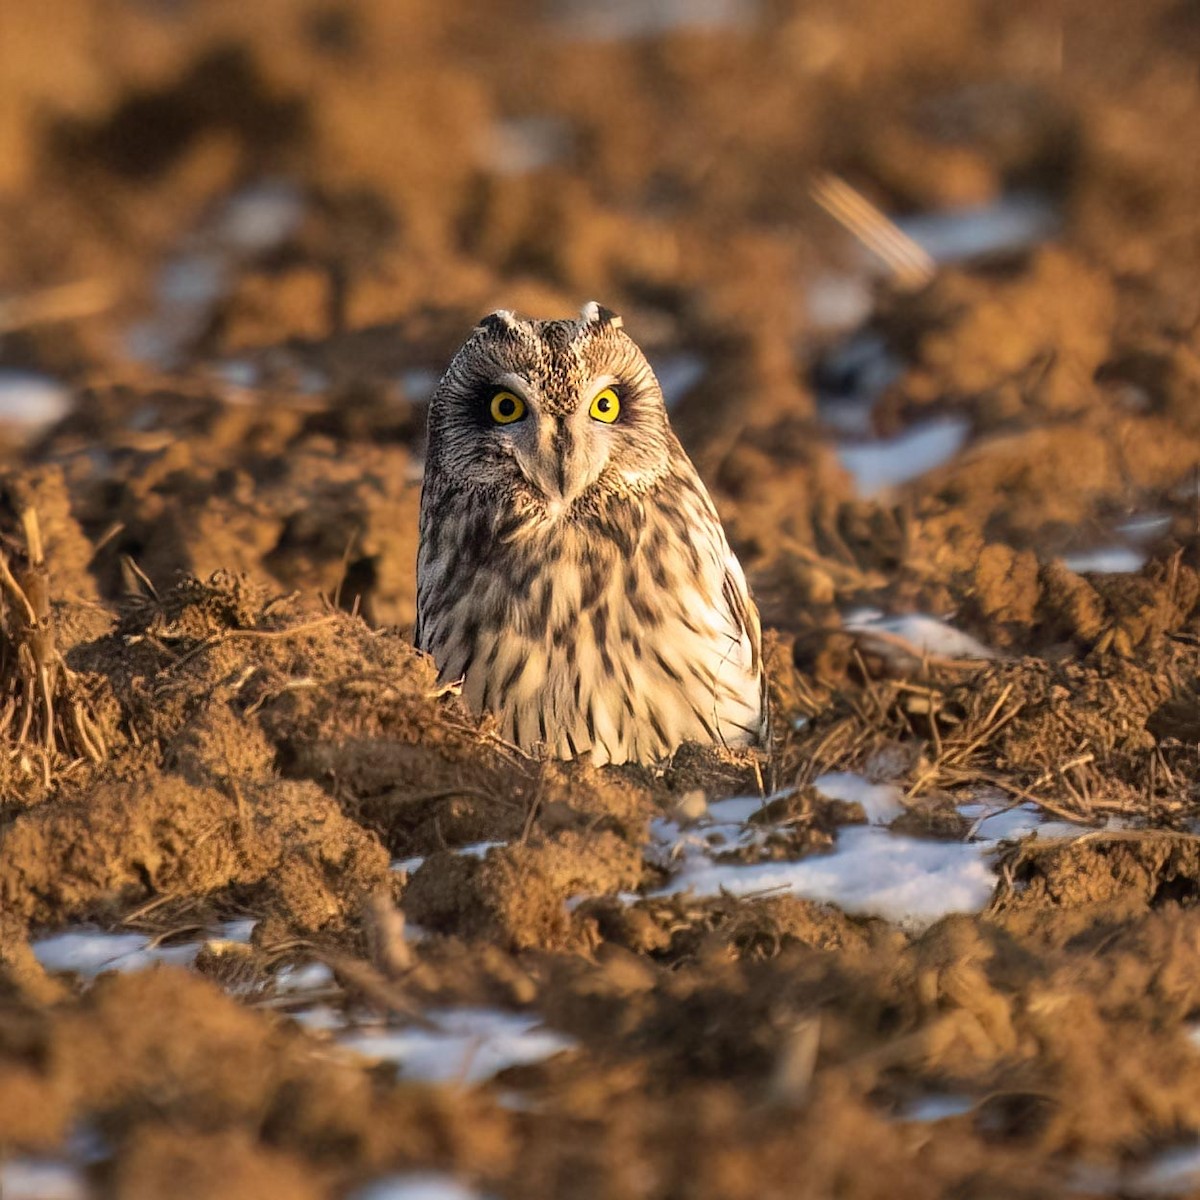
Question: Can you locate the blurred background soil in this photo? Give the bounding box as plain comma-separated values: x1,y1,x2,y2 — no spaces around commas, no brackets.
3,1,1200,1197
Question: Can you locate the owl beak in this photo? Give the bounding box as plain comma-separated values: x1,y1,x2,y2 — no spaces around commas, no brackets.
527,419,588,505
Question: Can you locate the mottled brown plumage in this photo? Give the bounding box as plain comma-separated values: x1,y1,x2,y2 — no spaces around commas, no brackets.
416,303,764,765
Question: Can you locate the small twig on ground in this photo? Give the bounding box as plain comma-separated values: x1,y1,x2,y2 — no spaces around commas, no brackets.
166,614,342,671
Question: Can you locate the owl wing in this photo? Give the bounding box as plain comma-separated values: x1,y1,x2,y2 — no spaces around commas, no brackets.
718,555,770,745
721,564,762,677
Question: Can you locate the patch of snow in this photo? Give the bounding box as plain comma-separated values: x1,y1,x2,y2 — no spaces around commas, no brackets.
1126,1145,1200,1197
647,805,756,865
217,180,305,253
895,194,1058,265
32,931,195,975
959,801,1044,841
837,416,971,495
844,610,994,660
32,919,255,977
0,370,72,433
458,841,505,860
290,1004,345,1032
158,252,225,309
557,0,756,40
65,1126,108,1167
275,962,335,994
399,368,439,404
705,796,770,824
644,764,1104,929
479,116,570,175
348,1175,486,1200
823,395,879,439
815,332,902,437
654,825,996,931
813,771,904,825
958,801,1092,842
122,321,173,367
123,181,303,370
297,367,330,396
0,1160,89,1200
392,842,504,874
650,353,705,410
1119,512,1172,541
896,1093,975,1123
210,359,260,390
805,272,874,335
125,252,227,368
1062,546,1146,575
339,1008,574,1085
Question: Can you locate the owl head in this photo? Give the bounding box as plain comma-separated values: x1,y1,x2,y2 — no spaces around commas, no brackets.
424,302,674,513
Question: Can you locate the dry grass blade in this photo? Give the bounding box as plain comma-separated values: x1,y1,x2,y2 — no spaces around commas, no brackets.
165,614,341,671
0,279,117,333
0,503,108,792
766,1015,822,1107
317,952,438,1029
974,772,1098,826
904,689,1024,800
810,172,936,288
849,626,990,674
364,890,414,977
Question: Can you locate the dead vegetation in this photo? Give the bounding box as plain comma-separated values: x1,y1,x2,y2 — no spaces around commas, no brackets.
0,500,108,803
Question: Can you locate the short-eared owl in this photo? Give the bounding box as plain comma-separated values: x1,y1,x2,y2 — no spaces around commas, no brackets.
416,302,765,766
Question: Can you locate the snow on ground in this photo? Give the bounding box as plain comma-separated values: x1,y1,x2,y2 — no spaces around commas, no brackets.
338,1008,575,1085
0,370,72,435
1062,546,1147,574
478,116,571,175
653,824,996,930
557,0,755,40
650,353,706,410
958,800,1098,842
32,919,256,977
1123,1145,1200,1197
274,961,335,993
0,1160,89,1200
896,1094,975,1123
650,780,1092,932
837,417,971,496
1119,513,1172,541
348,1174,488,1200
843,610,995,660
814,771,905,825
895,194,1058,265
391,840,508,876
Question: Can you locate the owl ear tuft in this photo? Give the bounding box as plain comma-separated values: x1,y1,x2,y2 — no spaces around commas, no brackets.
477,309,520,334
579,300,623,330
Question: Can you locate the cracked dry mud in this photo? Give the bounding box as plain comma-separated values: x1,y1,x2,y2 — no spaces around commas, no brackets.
3,2,1200,1198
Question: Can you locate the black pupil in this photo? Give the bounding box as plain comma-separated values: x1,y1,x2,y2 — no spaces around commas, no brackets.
597,396,611,412
498,396,515,417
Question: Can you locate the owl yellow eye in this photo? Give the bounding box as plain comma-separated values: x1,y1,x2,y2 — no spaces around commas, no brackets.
490,390,526,425
589,387,620,423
